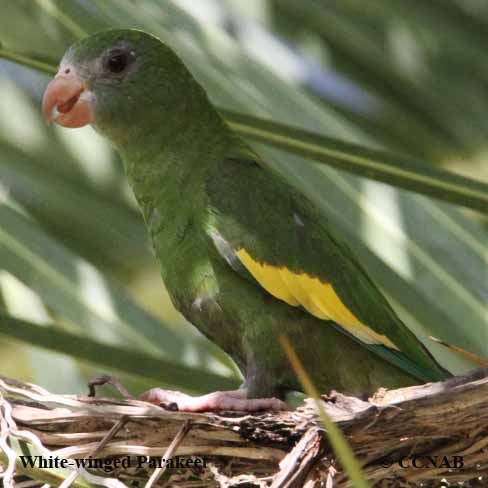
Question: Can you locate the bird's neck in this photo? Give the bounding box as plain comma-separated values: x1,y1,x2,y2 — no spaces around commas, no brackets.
117,105,230,221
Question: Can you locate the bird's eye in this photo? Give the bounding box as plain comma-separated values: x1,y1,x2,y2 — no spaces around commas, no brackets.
104,49,135,75
106,53,128,73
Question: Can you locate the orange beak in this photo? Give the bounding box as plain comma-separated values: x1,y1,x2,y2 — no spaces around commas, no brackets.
42,65,95,128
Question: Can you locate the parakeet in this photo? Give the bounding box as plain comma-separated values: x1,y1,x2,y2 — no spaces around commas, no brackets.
42,29,450,411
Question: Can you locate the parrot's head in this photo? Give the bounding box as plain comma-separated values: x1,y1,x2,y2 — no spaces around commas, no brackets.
42,29,205,147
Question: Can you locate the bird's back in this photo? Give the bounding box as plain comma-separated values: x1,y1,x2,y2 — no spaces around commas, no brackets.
203,154,449,384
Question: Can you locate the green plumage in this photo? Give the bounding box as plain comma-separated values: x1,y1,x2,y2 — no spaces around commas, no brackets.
62,29,450,399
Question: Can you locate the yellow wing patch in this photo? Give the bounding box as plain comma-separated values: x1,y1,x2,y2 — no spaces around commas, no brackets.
237,248,399,350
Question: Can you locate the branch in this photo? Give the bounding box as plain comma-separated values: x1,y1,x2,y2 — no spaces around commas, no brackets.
1,369,488,487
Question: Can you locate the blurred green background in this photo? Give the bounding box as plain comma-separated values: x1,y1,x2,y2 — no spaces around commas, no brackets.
0,0,486,397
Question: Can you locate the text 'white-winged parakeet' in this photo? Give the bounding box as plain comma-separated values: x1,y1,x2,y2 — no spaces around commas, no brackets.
42,29,450,411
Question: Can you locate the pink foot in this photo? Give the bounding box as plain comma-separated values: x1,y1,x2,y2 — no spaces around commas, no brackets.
140,388,287,412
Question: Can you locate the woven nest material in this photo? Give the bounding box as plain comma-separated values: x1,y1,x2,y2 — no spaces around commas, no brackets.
1,368,488,488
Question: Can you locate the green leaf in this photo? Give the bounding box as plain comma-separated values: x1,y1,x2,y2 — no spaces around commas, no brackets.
2,50,487,214
0,312,238,393
0,198,233,380
0,199,154,350
269,0,488,157
0,0,486,380
32,0,87,39
0,44,56,75
223,110,488,215
0,137,149,274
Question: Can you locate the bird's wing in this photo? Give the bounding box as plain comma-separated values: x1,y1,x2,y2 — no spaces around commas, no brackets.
206,157,448,382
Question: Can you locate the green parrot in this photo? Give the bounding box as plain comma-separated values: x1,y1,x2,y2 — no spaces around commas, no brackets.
42,29,450,411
